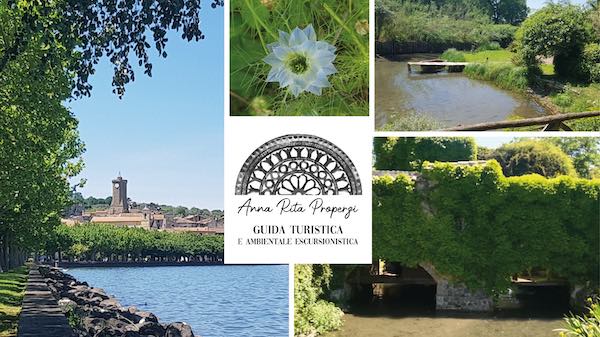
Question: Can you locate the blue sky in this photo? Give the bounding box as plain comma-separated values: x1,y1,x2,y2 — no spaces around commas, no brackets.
67,4,224,210
527,0,588,10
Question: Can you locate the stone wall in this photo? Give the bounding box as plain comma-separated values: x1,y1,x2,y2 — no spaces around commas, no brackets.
436,280,494,312
420,263,493,312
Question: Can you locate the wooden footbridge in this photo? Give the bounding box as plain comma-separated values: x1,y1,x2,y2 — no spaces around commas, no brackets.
408,60,469,73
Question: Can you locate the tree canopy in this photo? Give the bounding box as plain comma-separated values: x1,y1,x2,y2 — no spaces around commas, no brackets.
1,0,223,97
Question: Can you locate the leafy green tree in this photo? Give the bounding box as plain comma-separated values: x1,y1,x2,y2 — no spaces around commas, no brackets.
547,138,600,179
492,140,576,177
1,0,223,97
479,0,528,24
0,6,85,270
515,4,593,79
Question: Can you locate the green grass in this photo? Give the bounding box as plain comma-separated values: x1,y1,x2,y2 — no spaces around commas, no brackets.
550,83,600,131
440,49,515,63
0,267,28,337
464,63,529,91
463,50,514,63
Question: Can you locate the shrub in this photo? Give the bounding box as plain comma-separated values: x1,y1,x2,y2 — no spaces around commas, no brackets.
373,137,477,170
476,41,502,51
464,63,529,91
441,48,466,62
294,265,343,336
583,43,600,83
492,140,576,177
554,297,600,337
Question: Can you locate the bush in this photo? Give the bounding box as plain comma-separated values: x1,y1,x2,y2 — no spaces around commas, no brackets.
476,41,502,51
294,265,343,336
464,63,529,91
583,43,600,83
515,4,593,79
373,137,477,170
373,162,600,293
555,297,600,336
492,140,576,177
441,48,466,62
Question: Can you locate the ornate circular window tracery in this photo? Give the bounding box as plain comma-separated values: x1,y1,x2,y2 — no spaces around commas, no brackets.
235,134,362,195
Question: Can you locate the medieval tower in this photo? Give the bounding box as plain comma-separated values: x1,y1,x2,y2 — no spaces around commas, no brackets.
109,175,129,214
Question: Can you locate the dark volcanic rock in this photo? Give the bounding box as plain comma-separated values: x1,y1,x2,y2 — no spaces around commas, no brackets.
165,322,195,337
39,266,201,337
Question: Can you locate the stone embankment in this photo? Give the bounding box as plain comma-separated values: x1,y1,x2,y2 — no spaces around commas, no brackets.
38,265,197,337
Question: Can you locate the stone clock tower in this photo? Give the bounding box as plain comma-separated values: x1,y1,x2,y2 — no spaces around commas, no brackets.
109,175,129,214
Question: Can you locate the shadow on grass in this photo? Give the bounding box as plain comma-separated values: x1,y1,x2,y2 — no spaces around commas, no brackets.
0,266,28,337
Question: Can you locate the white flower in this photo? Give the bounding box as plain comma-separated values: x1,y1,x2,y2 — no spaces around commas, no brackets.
264,25,337,97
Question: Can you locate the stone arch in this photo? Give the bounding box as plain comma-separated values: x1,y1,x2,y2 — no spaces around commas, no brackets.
235,134,361,195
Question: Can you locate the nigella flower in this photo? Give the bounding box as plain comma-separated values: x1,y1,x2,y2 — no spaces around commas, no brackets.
264,25,337,97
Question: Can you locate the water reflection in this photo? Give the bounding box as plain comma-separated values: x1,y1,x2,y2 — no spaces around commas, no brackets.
375,55,547,129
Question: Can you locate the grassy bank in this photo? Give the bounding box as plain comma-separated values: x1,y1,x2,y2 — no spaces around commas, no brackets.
0,267,28,337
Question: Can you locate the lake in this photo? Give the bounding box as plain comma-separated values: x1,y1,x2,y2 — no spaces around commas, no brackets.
68,265,289,337
375,55,547,130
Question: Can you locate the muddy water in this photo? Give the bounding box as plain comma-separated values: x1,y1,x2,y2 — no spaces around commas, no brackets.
325,284,567,337
375,55,547,129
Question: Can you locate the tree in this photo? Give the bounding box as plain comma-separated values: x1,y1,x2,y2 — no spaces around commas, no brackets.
1,0,223,97
0,7,85,270
547,138,600,179
515,4,593,78
492,140,576,177
480,0,528,24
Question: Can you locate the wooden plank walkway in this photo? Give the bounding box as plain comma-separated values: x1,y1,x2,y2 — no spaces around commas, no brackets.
17,266,75,337
407,61,469,66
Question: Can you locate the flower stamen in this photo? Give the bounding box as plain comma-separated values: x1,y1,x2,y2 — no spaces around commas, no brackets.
287,53,310,74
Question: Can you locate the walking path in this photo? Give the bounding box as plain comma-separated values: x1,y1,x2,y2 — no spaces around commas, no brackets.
17,266,74,337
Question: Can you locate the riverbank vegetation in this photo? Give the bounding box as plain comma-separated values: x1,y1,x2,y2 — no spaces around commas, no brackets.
43,224,224,263
0,2,221,272
294,265,343,337
555,297,600,337
0,267,27,337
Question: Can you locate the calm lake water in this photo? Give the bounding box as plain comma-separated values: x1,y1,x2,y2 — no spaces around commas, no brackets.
375,55,547,129
68,265,289,337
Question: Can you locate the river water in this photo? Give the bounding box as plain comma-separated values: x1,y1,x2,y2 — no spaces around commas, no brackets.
375,55,547,130
68,265,289,337
325,284,568,337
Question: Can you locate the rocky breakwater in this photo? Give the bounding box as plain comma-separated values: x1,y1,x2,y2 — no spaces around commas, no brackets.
38,265,198,337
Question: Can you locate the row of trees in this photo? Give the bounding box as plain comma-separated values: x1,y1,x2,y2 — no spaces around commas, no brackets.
44,224,224,263
374,137,600,179
68,193,224,218
0,1,221,272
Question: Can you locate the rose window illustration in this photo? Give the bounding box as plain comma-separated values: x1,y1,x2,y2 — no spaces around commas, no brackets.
235,134,362,195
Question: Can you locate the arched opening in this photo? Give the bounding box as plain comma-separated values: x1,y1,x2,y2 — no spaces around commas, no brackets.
497,281,573,318
344,262,437,316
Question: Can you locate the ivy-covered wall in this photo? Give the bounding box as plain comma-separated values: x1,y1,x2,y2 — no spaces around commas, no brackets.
373,161,600,294
373,137,478,170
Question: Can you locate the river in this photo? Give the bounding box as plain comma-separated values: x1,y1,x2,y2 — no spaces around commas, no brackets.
375,55,547,130
324,284,568,337
68,265,289,337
